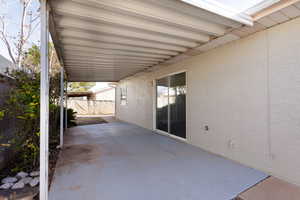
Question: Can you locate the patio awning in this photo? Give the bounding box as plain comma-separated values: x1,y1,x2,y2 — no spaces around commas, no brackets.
48,0,300,82
48,0,252,82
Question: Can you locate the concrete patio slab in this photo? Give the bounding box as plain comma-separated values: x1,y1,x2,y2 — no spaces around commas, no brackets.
49,122,268,200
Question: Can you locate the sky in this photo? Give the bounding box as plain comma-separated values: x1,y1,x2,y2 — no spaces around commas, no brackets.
214,0,266,12
0,0,40,61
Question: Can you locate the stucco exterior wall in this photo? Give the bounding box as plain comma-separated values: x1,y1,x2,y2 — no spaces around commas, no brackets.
95,88,115,101
0,55,12,75
116,17,300,186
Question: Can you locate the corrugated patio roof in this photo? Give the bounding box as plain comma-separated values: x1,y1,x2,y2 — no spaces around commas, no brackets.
48,0,300,82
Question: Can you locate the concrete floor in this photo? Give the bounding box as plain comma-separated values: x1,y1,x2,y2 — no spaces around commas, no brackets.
49,122,268,200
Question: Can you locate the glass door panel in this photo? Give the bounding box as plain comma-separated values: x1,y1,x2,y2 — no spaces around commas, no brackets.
156,72,186,139
156,77,169,132
169,72,186,138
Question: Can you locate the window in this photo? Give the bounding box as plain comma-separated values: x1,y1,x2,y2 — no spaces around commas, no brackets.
120,86,127,105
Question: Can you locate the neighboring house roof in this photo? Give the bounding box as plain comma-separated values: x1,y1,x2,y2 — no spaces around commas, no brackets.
67,91,93,98
68,88,115,101
94,87,115,95
0,55,13,75
68,87,114,97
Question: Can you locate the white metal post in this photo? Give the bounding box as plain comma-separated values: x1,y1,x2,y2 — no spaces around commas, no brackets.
65,81,68,129
40,0,49,199
60,67,64,147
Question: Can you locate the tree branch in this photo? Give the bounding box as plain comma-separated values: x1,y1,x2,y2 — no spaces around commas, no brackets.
17,0,33,68
0,0,37,67
0,17,16,64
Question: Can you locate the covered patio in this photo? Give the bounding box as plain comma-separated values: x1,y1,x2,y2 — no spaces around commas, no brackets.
49,122,267,200
37,0,300,199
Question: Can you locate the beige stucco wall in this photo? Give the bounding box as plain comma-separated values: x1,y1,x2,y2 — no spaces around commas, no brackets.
0,55,12,75
95,88,115,101
116,17,300,186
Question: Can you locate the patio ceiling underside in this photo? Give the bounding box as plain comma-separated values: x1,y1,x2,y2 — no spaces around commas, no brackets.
49,0,246,82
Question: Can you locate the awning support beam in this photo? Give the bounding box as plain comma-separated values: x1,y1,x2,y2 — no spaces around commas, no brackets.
65,81,68,130
60,67,64,147
40,0,49,199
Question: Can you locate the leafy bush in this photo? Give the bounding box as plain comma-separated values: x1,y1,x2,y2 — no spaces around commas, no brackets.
0,110,4,120
0,69,63,173
65,108,77,128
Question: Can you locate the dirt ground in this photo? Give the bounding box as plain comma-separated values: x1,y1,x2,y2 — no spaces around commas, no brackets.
75,116,108,126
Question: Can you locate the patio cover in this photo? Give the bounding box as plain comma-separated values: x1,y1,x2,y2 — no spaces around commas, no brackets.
48,0,253,82
40,0,300,199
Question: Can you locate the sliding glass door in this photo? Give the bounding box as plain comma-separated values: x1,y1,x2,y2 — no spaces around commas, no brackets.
156,72,186,139
169,72,186,138
156,77,169,132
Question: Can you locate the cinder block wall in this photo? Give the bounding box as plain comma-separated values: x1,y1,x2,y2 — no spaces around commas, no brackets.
116,17,300,186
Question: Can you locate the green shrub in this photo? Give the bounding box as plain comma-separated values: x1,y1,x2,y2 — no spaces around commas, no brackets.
0,110,4,120
66,108,77,127
0,69,62,172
